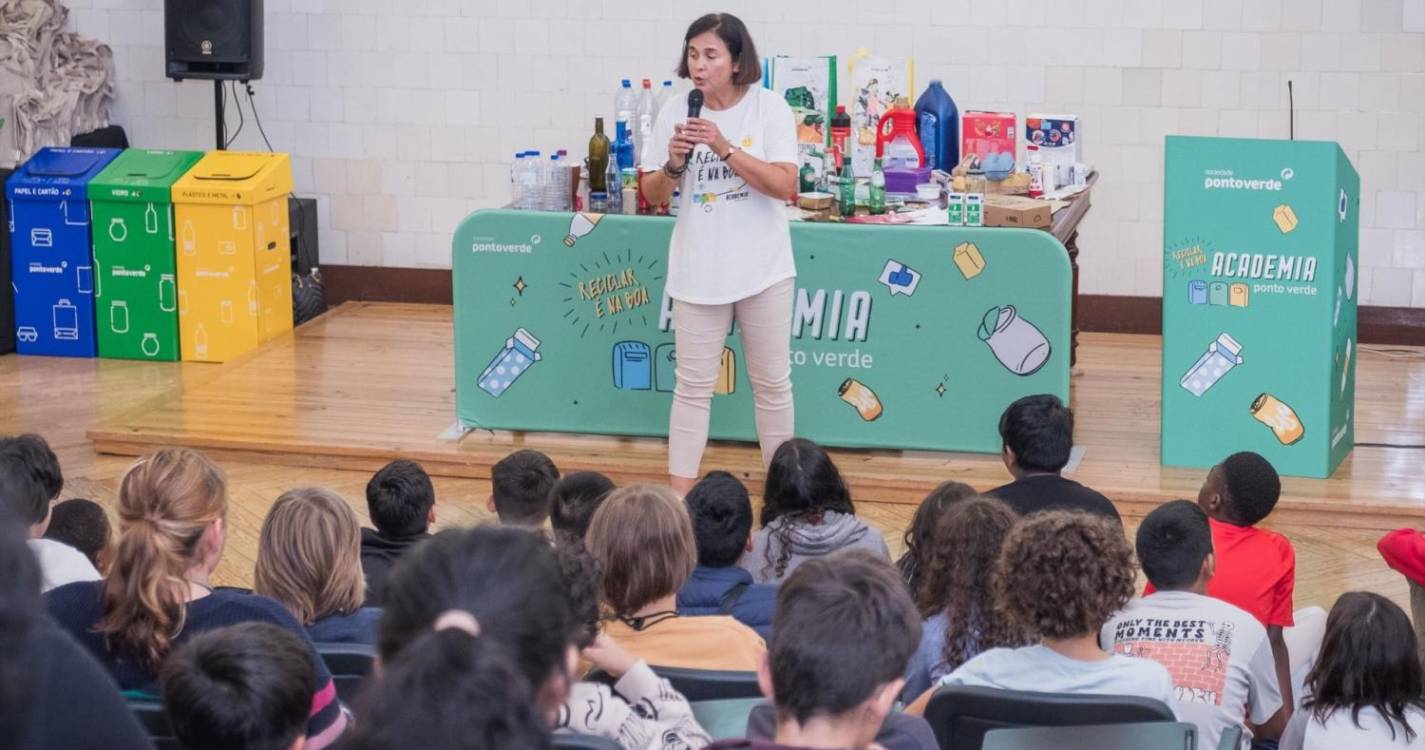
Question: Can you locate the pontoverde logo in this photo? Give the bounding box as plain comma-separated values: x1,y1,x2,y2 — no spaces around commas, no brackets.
471,236,534,254
1202,167,1291,192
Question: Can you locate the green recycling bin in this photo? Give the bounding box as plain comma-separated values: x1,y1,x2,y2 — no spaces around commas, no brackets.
88,149,204,360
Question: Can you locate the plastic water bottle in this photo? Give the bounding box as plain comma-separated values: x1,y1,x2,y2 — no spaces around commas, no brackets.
525,150,543,210
510,152,526,206
637,79,656,163
615,80,637,170
656,80,675,116
546,153,567,210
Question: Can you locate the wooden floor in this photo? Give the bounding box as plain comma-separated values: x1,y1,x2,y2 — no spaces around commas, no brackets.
0,301,1419,612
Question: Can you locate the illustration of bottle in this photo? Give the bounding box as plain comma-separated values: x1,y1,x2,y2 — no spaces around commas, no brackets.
159,274,176,312
477,328,543,398
1250,393,1305,445
108,216,128,243
182,220,196,255
564,212,604,246
977,305,1052,376
110,301,130,333
145,202,159,234
168,206,175,241
220,299,234,324
178,290,190,315
53,299,79,341
247,280,259,317
232,205,247,230
1180,333,1244,397
838,378,883,421
194,322,209,358
141,332,160,357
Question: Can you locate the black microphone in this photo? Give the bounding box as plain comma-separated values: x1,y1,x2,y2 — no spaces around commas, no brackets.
687,89,704,119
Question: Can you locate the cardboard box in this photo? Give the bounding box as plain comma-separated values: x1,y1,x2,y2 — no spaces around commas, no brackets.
984,194,1052,228
962,111,1017,175
1026,114,1079,186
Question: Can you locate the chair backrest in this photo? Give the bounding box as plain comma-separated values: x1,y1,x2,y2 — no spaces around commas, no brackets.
648,665,763,701
924,685,1176,750
982,722,1197,750
585,665,763,701
314,641,377,704
691,697,765,740
129,698,182,750
553,732,625,750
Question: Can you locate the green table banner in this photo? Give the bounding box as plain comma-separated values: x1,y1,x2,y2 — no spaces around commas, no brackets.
1162,136,1359,478
452,210,1071,454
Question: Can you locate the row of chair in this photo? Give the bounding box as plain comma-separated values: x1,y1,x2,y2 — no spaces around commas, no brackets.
128,648,1242,750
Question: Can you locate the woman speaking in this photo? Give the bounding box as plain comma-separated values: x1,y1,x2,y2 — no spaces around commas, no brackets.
640,13,799,495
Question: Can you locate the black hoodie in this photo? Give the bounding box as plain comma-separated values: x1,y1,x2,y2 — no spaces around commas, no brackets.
360,527,430,606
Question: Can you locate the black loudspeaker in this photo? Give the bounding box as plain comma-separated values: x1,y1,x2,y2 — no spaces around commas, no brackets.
165,0,264,81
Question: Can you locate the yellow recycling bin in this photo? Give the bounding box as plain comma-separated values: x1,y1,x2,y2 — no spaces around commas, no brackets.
171,151,293,362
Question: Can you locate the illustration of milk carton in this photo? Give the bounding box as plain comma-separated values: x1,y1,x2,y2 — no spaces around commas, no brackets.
1180,333,1244,397
478,328,543,398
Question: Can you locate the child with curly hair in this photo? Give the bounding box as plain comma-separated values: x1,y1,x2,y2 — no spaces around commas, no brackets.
911,510,1174,713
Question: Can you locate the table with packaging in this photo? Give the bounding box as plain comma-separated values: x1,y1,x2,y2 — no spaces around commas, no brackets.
449,209,1074,455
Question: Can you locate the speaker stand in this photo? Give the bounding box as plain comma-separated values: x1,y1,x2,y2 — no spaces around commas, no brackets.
214,81,226,150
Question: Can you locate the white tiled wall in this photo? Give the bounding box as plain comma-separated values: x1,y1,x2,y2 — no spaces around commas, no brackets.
66,0,1425,306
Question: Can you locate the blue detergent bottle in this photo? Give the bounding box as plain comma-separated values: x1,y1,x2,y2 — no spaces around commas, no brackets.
914,80,959,172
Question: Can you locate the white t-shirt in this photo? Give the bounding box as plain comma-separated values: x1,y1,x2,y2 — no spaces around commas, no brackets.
1101,590,1283,750
640,86,798,305
28,538,101,593
1281,706,1425,750
938,643,1177,710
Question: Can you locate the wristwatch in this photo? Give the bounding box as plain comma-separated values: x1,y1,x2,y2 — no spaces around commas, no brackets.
722,144,740,161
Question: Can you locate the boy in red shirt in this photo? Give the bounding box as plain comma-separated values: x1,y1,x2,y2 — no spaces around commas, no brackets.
1146,452,1297,717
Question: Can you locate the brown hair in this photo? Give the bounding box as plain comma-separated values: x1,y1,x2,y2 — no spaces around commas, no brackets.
994,511,1135,640
675,13,762,88
98,449,227,670
897,481,979,599
254,487,365,626
584,484,697,617
918,497,1030,671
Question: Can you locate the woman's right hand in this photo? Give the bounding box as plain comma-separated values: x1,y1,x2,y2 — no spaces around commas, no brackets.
668,124,696,168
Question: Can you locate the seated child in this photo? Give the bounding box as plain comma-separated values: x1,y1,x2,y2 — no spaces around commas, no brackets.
489,449,560,527
362,459,435,606
43,498,111,574
549,470,615,542
677,471,778,639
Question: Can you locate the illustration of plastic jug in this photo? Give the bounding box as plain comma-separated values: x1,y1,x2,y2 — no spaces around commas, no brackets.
838,378,883,421
178,290,190,315
53,299,79,340
194,322,209,358
1208,282,1229,306
110,300,130,334
1250,393,1305,445
232,206,247,230
612,341,652,390
655,343,677,392
76,266,92,294
181,220,196,254
977,305,1052,376
145,203,159,234
141,332,160,357
220,300,234,325
1180,333,1243,397
477,328,542,398
1188,280,1208,304
108,217,128,243
159,274,176,312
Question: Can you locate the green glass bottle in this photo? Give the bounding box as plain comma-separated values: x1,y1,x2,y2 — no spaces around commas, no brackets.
799,160,815,193
869,157,886,215
588,117,610,193
839,160,855,217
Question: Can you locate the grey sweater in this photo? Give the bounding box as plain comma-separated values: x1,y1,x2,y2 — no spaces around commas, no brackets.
738,510,891,585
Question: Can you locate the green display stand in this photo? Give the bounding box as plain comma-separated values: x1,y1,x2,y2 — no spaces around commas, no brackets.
88,149,204,361
452,210,1071,454
1162,136,1359,478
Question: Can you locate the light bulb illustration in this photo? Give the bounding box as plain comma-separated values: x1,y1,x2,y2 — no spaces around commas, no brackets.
563,213,604,247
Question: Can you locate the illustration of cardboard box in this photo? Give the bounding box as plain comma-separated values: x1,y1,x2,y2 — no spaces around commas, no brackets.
171,151,293,363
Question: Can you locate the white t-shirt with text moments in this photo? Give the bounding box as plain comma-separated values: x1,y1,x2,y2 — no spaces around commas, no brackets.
640,86,798,305
1101,591,1283,750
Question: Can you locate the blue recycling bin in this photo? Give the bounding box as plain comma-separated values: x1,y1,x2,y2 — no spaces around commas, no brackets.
6,147,122,356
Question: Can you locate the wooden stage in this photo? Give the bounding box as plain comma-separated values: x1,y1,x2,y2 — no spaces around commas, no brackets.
86,301,1425,531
